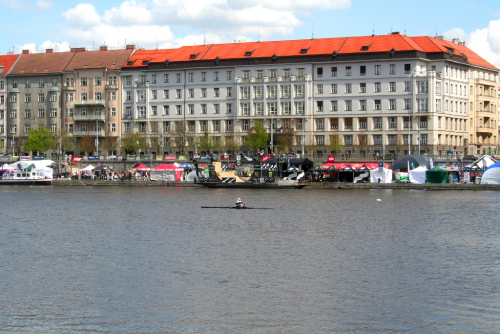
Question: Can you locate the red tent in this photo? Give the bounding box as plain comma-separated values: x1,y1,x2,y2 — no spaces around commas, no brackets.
133,163,150,171
150,164,182,181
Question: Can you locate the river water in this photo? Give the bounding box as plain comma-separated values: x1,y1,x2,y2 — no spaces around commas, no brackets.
0,186,499,333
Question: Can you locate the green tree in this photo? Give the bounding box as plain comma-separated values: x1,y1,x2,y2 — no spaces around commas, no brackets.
246,121,268,152
122,132,147,154
23,126,53,155
52,131,75,155
197,131,221,153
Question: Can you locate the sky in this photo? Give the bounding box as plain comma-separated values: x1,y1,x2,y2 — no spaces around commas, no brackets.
1,0,500,68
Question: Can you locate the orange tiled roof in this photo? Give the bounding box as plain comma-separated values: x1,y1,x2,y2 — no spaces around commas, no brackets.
9,51,76,75
65,48,135,71
0,54,21,75
121,34,498,71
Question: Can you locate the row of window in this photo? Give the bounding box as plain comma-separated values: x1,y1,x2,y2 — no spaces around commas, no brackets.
124,71,234,86
317,64,411,77
8,109,57,118
313,134,428,145
8,123,58,134
65,123,116,133
64,76,118,87
11,78,58,88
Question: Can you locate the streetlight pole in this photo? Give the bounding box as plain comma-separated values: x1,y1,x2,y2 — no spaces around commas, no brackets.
96,119,99,156
270,113,273,154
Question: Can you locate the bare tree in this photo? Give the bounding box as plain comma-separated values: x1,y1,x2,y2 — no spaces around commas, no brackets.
356,131,369,158
79,135,95,155
101,136,119,155
277,120,296,153
328,131,344,154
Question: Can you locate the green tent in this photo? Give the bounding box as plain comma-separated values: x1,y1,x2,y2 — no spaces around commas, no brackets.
425,166,448,183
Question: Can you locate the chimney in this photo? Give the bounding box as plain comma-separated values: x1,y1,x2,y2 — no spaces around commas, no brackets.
22,49,30,54
46,49,54,53
126,44,135,50
70,47,86,52
100,45,108,51
452,38,459,45
435,35,444,40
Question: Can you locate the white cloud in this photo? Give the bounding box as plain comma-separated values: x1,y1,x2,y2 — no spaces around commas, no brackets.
62,3,101,29
445,20,500,69
1,0,52,10
36,0,346,52
104,0,152,25
36,0,52,9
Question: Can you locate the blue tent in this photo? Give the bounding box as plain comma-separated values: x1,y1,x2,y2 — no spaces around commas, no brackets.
480,162,500,184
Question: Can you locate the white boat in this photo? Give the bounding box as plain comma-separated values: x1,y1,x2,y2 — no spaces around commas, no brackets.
0,165,52,185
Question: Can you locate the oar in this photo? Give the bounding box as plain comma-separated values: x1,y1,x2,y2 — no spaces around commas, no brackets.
201,206,273,209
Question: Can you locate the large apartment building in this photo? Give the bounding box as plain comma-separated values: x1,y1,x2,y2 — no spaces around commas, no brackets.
1,33,497,158
5,46,134,157
62,45,135,155
120,33,498,158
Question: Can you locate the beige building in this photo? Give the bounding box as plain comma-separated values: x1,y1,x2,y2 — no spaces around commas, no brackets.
62,45,135,155
468,67,498,155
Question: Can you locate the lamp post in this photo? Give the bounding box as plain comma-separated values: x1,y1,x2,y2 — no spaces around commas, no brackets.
270,113,274,154
95,119,99,157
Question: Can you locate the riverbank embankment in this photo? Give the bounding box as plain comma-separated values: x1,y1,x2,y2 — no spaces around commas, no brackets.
52,179,500,190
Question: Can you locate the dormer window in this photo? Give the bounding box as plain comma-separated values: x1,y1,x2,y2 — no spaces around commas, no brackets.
189,52,200,59
361,44,372,51
244,50,255,57
300,47,311,54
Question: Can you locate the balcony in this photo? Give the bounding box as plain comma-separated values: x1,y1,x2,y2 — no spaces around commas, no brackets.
106,83,118,89
73,115,106,121
73,131,105,136
476,126,496,134
74,99,106,106
63,85,76,91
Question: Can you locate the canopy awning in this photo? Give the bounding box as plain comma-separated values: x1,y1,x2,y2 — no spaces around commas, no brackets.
133,163,150,171
322,162,390,170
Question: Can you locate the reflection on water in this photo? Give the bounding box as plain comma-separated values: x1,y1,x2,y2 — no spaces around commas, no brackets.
1,186,500,333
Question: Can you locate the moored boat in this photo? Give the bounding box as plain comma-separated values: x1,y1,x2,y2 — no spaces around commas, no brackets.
0,168,52,185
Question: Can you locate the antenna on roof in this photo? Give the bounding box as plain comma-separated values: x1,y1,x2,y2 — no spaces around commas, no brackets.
372,19,375,37
156,34,158,50
258,28,261,43
203,29,206,46
312,23,314,40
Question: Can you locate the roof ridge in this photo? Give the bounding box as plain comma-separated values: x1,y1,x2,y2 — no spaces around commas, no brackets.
199,44,214,60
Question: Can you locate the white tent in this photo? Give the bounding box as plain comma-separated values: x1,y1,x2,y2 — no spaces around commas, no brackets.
409,166,427,184
80,165,95,171
8,160,54,179
370,168,393,183
480,162,500,184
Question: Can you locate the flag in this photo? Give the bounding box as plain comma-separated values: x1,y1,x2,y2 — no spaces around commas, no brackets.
277,126,283,132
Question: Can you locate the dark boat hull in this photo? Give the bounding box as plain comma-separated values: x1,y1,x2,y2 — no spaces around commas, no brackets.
0,180,52,185
195,182,305,189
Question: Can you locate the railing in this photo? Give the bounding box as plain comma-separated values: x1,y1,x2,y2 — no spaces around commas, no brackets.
73,115,106,121
73,131,105,136
74,99,106,106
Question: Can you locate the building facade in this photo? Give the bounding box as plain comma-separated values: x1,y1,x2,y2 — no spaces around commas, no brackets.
0,54,20,153
120,34,498,158
62,45,135,155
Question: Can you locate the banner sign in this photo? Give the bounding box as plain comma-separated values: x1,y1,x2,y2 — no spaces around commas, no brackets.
164,156,177,160
156,155,163,161
88,156,99,160
71,156,83,162
260,155,274,162
33,156,44,160
20,156,32,160
327,155,336,162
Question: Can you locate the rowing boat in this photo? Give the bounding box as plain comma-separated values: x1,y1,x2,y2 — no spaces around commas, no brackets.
201,206,272,210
